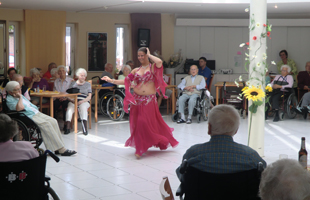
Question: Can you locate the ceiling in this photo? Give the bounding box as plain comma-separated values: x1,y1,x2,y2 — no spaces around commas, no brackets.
1,0,310,19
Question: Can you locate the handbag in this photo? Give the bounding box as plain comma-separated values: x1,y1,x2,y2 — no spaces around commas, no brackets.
66,88,80,94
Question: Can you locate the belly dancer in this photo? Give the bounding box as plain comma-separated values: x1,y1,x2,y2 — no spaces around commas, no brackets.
102,47,179,158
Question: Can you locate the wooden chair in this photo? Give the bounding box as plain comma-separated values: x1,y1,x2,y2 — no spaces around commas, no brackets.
71,80,92,130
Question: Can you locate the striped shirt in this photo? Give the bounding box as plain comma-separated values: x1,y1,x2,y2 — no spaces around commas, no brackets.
69,81,92,102
176,135,266,177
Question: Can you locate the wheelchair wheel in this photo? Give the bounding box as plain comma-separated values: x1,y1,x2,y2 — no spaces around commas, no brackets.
286,95,298,119
91,93,96,113
197,114,201,123
172,111,179,122
279,110,285,121
202,101,209,121
12,119,30,141
106,94,125,121
99,92,113,116
46,186,60,200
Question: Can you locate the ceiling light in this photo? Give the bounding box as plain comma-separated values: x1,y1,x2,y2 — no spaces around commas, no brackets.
275,5,278,8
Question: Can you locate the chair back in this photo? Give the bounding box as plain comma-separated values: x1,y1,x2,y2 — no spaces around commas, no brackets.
0,155,47,200
164,74,172,85
178,160,263,200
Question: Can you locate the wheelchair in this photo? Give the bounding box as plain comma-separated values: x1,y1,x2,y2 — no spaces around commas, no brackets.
171,88,210,123
266,88,298,120
0,150,60,200
176,159,264,200
0,92,43,153
91,76,126,121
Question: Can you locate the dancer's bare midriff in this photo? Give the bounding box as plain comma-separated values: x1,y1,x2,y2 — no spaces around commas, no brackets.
133,81,156,96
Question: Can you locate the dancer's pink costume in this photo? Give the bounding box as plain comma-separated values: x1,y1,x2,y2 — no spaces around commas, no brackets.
123,64,179,156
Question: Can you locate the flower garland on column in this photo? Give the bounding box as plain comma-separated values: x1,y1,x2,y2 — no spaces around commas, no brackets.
236,7,274,144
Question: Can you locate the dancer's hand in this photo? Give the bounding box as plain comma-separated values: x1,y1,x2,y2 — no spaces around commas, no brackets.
146,47,151,56
101,76,112,83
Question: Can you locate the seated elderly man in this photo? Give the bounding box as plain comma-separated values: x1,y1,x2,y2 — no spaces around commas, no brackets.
0,113,39,162
259,159,310,200
177,65,206,124
43,62,57,79
176,104,266,179
53,65,73,130
5,81,77,156
266,64,293,122
296,62,310,119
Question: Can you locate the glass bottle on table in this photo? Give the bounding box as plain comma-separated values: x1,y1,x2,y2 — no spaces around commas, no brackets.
299,137,308,169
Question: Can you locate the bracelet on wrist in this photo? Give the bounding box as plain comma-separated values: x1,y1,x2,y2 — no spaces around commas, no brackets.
112,79,115,83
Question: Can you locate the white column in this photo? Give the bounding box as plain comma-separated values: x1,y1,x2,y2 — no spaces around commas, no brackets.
248,0,267,156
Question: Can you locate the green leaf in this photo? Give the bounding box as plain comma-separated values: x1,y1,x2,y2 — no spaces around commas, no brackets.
249,104,258,114
255,100,264,106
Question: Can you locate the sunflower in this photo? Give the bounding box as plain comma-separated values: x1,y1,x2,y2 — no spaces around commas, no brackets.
242,86,249,92
265,85,273,93
243,86,265,102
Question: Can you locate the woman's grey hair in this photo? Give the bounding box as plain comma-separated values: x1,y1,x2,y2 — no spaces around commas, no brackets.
259,159,310,200
5,81,20,92
208,104,240,136
76,68,87,77
57,65,66,72
30,68,40,77
0,114,18,142
121,65,131,72
50,68,58,76
281,65,291,73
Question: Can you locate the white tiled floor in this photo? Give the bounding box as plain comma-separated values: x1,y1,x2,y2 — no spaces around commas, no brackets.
45,111,310,199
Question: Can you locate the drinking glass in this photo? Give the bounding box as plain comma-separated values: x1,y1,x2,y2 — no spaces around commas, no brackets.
43,85,46,92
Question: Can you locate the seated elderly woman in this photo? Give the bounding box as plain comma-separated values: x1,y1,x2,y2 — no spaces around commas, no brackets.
12,74,31,100
5,81,77,156
259,159,310,200
29,68,50,105
65,68,91,135
117,65,131,88
266,65,293,122
0,113,39,162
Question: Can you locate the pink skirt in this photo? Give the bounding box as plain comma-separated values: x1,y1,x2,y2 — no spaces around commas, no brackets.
125,94,179,156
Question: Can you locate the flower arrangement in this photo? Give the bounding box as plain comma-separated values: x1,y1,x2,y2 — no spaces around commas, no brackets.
167,49,183,68
236,7,274,144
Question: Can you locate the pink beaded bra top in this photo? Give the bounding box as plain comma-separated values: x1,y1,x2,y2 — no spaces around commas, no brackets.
132,64,155,87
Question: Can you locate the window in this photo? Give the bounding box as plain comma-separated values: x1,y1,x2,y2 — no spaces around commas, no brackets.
66,24,75,75
8,22,19,70
115,25,129,72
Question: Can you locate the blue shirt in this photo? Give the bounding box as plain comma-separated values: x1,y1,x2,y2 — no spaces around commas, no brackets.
6,95,39,119
199,66,212,87
176,135,266,179
178,75,206,91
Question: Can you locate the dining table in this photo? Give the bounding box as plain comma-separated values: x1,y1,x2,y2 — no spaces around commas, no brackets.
30,91,80,133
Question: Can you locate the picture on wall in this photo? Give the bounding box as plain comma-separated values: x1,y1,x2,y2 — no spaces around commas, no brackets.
87,32,107,71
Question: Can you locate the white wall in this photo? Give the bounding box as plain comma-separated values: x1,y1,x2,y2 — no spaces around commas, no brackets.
174,26,310,74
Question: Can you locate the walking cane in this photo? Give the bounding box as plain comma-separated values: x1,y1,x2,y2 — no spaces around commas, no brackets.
77,106,87,135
